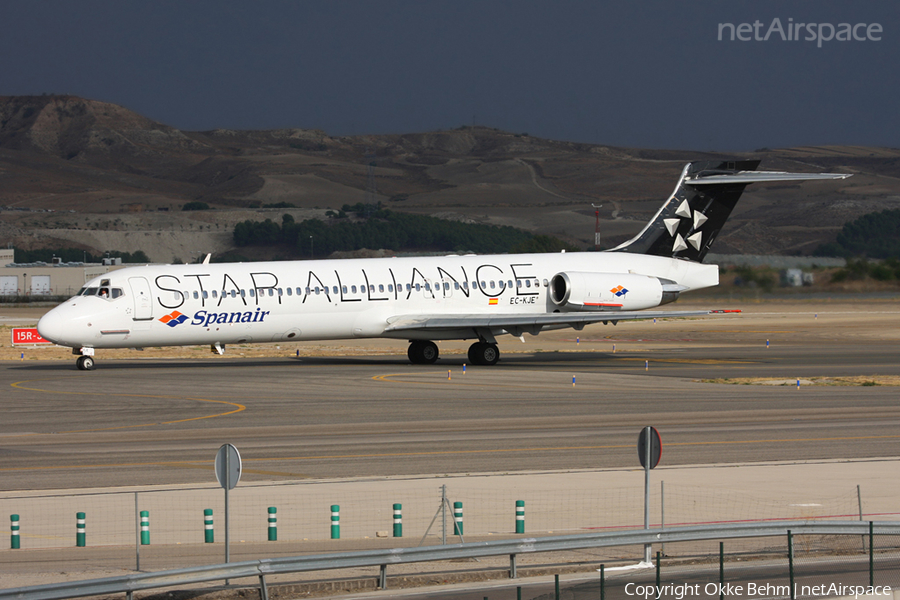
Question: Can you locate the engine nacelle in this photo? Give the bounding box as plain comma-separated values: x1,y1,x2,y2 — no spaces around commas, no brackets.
548,272,682,311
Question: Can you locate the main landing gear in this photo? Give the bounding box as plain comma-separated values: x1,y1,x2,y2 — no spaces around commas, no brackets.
467,341,500,366
407,340,501,366
408,340,439,364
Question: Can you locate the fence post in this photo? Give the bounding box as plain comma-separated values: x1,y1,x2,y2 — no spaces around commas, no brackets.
10,514,20,549
869,521,874,587
515,500,525,534
76,512,86,547
719,542,724,600
331,505,340,539
393,504,402,538
788,530,795,600
268,507,277,541
600,564,605,600
204,509,214,543
656,551,661,588
453,501,463,535
140,511,150,545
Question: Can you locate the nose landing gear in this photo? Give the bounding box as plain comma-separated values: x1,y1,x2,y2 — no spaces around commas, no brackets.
76,355,95,371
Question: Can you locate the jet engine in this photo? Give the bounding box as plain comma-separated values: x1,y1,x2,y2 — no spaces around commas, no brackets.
548,272,684,311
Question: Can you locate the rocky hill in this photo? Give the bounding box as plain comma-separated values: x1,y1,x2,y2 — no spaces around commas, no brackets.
1,95,899,262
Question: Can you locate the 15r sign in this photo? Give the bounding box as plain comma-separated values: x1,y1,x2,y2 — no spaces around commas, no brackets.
12,328,52,345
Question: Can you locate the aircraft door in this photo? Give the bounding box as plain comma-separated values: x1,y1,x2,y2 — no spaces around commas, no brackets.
129,277,153,320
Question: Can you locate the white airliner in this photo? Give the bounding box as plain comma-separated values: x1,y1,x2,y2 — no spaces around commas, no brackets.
37,160,849,370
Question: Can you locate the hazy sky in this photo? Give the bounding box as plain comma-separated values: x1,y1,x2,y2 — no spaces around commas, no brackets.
3,1,897,150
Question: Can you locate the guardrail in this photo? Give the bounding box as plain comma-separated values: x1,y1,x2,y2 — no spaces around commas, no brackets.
2,520,898,600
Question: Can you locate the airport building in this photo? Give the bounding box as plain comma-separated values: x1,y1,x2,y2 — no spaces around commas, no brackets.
1,248,131,297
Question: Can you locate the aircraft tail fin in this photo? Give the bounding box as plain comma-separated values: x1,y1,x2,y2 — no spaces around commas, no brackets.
608,160,851,262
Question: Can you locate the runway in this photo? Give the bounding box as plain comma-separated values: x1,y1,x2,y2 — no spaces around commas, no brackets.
2,302,900,492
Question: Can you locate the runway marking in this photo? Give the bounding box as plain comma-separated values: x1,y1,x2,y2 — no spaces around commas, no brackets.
3,433,900,474
9,378,246,433
373,372,537,387
615,358,756,365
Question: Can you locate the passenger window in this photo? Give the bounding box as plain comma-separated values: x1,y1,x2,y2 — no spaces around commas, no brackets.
526,280,531,288
286,288,292,296
342,286,348,294
250,289,256,297
212,291,218,299
333,286,339,295
306,287,311,295
314,287,320,295
378,284,384,293
278,288,283,296
192,291,198,299
480,281,486,289
202,291,209,299
490,281,495,289
296,287,302,295
369,285,375,293
406,284,411,291
240,289,246,298
415,283,421,291
542,279,548,287
388,284,393,292
463,282,469,290
425,283,431,291
230,290,236,298
454,282,459,290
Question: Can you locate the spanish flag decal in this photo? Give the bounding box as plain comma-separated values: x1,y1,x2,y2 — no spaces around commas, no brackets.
488,298,499,305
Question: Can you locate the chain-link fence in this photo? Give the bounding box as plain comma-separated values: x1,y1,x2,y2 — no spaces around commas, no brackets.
0,478,876,574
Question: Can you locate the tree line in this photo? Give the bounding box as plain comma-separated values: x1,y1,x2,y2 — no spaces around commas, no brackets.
233,207,578,256
815,208,900,259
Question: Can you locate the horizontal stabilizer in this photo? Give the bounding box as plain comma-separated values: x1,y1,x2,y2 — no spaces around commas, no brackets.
687,171,852,185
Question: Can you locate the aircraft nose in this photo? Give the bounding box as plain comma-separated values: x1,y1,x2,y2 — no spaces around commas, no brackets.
37,306,71,346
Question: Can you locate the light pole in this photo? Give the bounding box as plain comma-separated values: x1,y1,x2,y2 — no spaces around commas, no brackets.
310,236,313,259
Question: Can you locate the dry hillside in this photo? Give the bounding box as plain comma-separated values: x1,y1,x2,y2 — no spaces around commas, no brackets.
1,95,899,262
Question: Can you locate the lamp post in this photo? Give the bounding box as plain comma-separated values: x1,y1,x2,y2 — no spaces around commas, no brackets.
310,236,313,259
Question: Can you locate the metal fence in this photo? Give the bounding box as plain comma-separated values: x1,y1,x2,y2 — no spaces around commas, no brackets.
2,522,899,600
0,479,872,573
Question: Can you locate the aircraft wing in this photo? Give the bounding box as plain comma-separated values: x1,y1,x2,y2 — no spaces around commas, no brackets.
384,309,713,337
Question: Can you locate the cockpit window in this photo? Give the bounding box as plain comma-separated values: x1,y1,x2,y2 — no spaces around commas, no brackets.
83,287,98,296
111,288,124,299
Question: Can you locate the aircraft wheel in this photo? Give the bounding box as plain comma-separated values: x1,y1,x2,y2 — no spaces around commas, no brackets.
467,343,481,365
420,341,439,364
468,342,499,366
408,341,423,364
76,355,95,371
409,341,439,364
479,343,500,366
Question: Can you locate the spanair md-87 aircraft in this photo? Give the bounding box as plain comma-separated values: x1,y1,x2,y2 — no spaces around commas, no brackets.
37,160,849,370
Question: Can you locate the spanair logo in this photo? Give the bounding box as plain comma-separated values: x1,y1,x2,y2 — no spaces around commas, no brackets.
611,285,629,298
159,311,188,327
